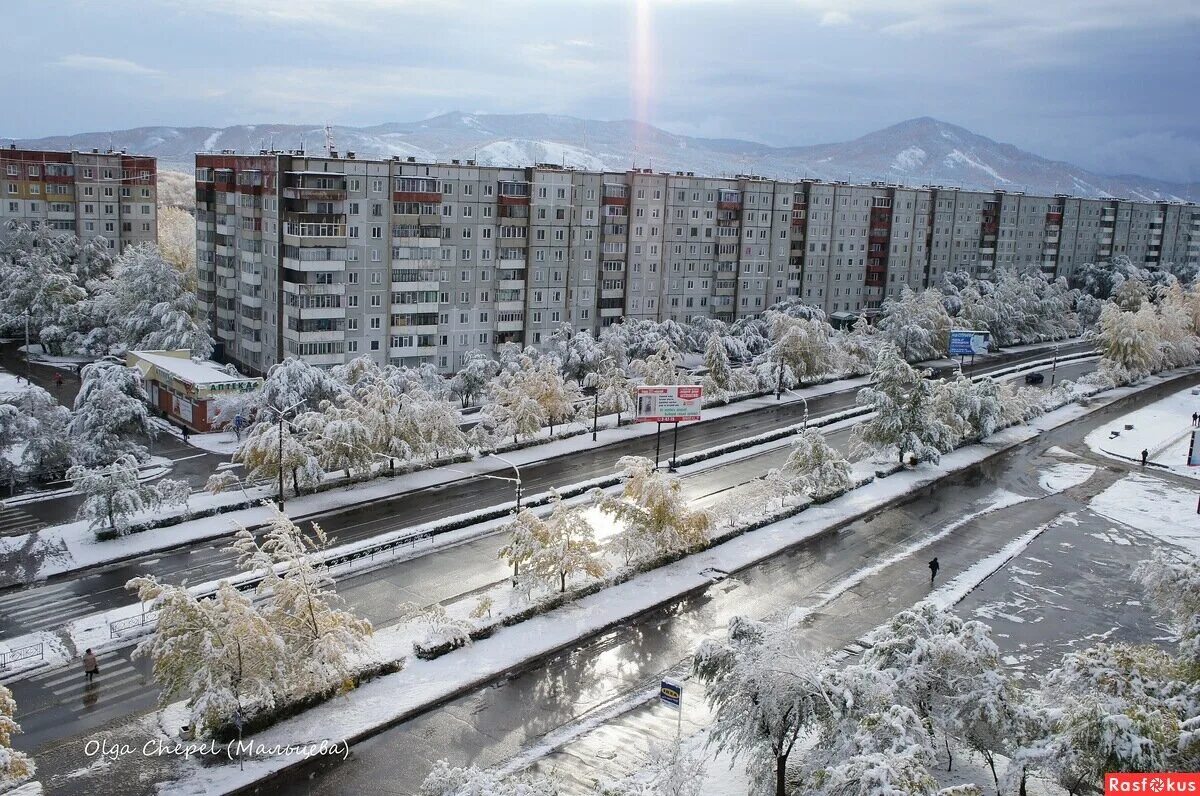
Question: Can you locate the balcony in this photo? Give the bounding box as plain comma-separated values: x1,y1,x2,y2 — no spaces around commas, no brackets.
391,301,440,314
392,280,440,292
497,300,525,312
497,318,524,333
390,322,438,335
297,305,346,320
284,281,345,296
283,255,346,272
239,294,263,309
284,329,344,344
283,186,347,201
499,279,526,290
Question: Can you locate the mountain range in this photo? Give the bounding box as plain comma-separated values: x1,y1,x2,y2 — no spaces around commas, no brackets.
8,113,1197,202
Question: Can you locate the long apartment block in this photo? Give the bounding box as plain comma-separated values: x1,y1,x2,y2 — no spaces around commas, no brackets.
194,150,1200,376
1,146,157,250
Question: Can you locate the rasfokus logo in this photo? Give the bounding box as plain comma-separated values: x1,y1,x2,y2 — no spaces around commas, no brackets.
1106,774,1200,794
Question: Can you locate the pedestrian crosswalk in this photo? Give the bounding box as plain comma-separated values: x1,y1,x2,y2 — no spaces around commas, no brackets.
30,650,154,714
0,582,100,635
0,505,43,536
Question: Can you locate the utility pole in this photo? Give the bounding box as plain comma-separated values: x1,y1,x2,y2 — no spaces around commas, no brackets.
23,310,31,382
1050,344,1059,388
277,412,285,509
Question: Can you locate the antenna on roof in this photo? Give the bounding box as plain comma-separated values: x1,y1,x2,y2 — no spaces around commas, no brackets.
324,123,335,157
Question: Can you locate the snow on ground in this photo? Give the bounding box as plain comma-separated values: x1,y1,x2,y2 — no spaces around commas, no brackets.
176,429,241,456
1084,384,1200,477
1088,472,1200,556
0,370,29,396
19,343,91,369
1037,461,1096,493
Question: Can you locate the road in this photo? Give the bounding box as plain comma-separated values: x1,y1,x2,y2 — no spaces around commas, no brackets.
0,342,1093,644
265,367,1199,796
7,357,1099,778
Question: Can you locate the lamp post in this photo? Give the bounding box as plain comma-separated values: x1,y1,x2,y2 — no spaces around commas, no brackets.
264,399,305,510
488,452,523,512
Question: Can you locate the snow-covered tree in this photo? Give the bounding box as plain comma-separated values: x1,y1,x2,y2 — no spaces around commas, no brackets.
17,386,72,480
524,493,606,593
632,340,683,386
484,376,548,444
877,287,951,362
753,312,832,392
1135,551,1200,663
702,330,747,403
585,357,636,424
0,683,35,790
90,243,212,357
552,324,605,383
805,704,941,796
529,357,582,434
68,454,157,536
153,477,192,514
156,207,197,285
127,577,286,737
449,350,498,408
69,359,156,466
1096,302,1157,378
777,428,853,501
593,456,711,565
418,759,561,796
862,602,1018,777
0,403,30,485
232,507,374,695
258,357,344,418
851,345,954,465
605,735,708,796
294,398,374,479
694,617,839,796
232,417,325,496
498,508,544,580
933,374,1007,446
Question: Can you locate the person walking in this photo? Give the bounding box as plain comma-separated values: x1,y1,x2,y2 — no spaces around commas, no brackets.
83,648,99,682
53,372,63,390
1141,448,1149,467
928,557,940,584
1192,412,1198,427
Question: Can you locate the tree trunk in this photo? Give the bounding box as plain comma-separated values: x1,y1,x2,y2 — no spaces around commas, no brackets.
1019,771,1028,796
292,467,300,496
775,753,788,796
944,733,953,771
985,751,999,793
560,571,567,592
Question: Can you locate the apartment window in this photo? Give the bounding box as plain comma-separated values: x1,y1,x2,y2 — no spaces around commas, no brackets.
370,317,381,329
347,340,358,353
370,295,382,307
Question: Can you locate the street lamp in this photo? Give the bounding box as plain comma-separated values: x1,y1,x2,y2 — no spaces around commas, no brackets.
263,399,305,510
487,452,523,513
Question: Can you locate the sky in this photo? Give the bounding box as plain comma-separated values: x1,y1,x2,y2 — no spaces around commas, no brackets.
3,0,1199,182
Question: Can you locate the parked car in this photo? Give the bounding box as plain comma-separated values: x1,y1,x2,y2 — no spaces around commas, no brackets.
925,366,946,380
1024,372,1045,385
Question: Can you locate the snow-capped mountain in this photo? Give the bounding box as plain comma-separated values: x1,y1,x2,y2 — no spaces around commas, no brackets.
8,113,1197,201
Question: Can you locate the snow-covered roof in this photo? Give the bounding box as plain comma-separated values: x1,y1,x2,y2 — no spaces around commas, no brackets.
127,350,257,388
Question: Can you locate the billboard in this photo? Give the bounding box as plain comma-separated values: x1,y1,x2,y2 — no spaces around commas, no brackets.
635,385,703,423
1189,429,1200,467
659,679,682,710
949,329,991,356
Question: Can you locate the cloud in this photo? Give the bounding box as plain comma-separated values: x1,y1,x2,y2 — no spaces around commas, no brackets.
819,10,851,26
55,54,161,76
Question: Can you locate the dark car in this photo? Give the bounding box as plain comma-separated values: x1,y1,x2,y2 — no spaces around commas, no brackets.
1024,372,1045,385
925,366,946,380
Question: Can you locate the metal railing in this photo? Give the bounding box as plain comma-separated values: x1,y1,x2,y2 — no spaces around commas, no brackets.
0,641,44,671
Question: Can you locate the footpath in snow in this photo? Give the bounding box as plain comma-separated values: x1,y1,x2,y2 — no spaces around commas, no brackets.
153,365,1189,796
1084,383,1200,478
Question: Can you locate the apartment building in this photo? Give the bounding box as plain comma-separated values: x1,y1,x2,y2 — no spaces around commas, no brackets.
194,150,1200,376
0,146,157,250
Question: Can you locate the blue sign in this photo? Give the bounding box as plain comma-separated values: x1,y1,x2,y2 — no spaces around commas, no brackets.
660,679,682,710
949,330,991,356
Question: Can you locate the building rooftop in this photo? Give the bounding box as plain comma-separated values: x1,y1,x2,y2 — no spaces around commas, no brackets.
127,350,258,389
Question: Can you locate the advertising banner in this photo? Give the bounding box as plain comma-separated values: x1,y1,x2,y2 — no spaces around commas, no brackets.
635,385,703,423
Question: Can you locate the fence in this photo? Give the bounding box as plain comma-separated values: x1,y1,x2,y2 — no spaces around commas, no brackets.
0,641,44,671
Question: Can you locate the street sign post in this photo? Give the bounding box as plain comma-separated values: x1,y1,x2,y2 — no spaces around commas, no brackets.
660,677,683,735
